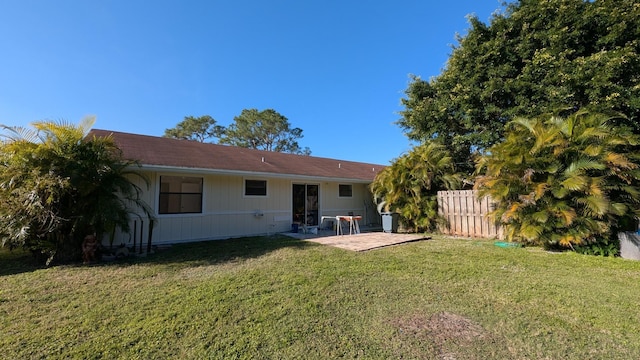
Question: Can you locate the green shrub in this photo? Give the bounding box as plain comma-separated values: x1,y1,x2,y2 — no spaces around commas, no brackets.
370,141,461,232
0,119,152,265
573,237,620,257
475,111,640,250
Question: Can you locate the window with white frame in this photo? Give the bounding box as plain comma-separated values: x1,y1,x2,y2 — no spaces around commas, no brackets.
159,176,203,214
338,184,353,197
245,179,267,196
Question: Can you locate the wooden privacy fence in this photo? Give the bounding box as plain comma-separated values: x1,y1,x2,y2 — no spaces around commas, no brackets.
437,190,502,239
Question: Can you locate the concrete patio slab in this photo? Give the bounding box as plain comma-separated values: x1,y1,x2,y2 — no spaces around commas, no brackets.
285,231,430,252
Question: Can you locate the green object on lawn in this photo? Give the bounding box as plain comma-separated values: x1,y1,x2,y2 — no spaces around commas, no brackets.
494,241,522,248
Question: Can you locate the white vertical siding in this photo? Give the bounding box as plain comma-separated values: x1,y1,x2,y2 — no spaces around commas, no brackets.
321,183,369,216
105,170,375,246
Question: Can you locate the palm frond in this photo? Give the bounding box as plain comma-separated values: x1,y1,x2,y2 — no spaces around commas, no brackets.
561,175,588,191
0,125,40,143
605,152,636,170
575,195,609,218
564,159,606,175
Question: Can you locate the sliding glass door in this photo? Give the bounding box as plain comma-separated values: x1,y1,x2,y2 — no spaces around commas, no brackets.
292,184,319,226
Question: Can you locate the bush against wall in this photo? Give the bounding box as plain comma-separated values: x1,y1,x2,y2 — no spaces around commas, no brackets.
0,119,152,265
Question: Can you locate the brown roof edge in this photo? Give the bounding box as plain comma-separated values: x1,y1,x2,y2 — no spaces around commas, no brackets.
88,129,386,181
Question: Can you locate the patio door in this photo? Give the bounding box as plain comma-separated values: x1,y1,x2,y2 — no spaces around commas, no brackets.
292,184,319,226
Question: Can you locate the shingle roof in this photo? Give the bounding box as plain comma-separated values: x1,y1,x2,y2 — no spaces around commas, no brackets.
89,129,385,182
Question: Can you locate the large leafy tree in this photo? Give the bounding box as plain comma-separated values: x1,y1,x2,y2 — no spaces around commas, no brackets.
399,0,640,171
220,108,311,155
475,111,640,249
163,115,224,142
370,141,461,232
0,118,152,264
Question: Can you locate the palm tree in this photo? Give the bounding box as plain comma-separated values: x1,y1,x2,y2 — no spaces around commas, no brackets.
475,111,640,248
0,117,153,264
370,141,461,232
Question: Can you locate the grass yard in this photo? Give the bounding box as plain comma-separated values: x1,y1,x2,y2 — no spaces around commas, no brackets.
2,234,640,359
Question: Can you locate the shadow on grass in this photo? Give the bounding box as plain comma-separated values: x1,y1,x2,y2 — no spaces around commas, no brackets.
109,234,319,268
0,248,47,277
0,234,318,275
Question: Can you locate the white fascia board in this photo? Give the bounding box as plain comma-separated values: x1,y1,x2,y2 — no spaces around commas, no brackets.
134,164,373,184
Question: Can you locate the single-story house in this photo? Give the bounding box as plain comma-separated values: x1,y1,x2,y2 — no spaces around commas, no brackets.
88,129,386,246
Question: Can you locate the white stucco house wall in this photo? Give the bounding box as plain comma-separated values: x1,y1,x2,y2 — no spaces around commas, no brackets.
89,129,386,246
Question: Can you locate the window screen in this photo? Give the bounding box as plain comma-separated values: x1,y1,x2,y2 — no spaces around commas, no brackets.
245,179,267,196
339,184,353,197
159,176,203,214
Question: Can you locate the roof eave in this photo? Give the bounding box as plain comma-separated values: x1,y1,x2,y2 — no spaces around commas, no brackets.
134,164,375,183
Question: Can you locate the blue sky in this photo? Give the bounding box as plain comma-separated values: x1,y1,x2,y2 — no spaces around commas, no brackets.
0,1,505,165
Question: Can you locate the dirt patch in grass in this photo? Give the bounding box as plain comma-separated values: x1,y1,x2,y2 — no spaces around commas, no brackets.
391,311,487,359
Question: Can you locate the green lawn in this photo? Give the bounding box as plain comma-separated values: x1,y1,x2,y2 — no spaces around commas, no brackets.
2,235,640,359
